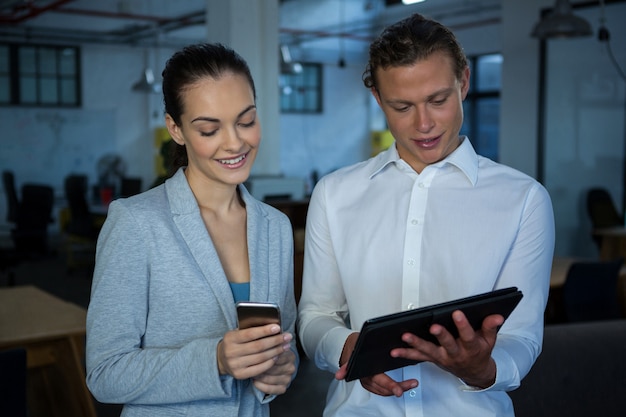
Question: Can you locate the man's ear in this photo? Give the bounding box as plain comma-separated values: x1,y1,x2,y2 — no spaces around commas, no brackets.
165,114,184,146
460,66,471,100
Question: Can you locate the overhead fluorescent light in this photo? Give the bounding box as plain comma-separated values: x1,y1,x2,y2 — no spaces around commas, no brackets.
402,0,426,4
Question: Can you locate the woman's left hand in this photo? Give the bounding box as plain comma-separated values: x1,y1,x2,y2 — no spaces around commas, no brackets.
252,346,297,395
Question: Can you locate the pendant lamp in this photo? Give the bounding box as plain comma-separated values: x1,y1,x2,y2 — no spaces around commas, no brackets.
531,0,593,39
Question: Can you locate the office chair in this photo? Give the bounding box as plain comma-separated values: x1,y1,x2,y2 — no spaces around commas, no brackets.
562,258,624,322
2,170,19,224
62,174,104,273
0,348,28,417
586,187,623,249
11,183,54,256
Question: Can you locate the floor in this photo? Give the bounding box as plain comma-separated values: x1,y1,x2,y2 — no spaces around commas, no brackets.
1,233,332,417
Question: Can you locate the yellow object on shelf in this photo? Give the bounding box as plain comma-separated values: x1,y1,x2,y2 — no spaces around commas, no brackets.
154,127,171,177
371,130,394,156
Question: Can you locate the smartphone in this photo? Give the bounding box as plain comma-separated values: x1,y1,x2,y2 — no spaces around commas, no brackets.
236,301,282,330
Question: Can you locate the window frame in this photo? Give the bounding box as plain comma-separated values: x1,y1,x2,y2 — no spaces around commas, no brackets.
461,53,502,161
0,42,81,108
279,62,323,114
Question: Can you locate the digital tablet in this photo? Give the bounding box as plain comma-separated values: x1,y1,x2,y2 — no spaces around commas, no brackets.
344,287,523,382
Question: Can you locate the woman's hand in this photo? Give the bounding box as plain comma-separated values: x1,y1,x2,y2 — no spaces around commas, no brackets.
252,347,297,395
217,324,293,381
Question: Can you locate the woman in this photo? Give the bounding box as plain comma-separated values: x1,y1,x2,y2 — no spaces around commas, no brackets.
86,43,298,417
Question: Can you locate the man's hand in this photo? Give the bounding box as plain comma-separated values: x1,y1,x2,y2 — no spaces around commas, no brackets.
390,310,503,389
335,332,418,397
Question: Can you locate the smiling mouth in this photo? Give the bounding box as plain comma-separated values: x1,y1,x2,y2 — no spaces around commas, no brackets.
218,152,247,165
414,135,441,148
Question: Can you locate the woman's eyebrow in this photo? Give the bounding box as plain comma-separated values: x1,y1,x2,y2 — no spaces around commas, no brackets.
190,105,256,124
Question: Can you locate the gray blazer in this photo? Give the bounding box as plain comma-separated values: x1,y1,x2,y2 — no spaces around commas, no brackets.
86,168,298,417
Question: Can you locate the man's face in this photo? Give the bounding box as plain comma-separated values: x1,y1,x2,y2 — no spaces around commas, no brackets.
372,50,470,173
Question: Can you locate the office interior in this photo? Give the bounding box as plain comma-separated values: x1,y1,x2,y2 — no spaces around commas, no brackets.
1,1,626,416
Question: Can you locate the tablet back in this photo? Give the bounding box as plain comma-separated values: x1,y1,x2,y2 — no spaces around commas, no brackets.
344,287,523,382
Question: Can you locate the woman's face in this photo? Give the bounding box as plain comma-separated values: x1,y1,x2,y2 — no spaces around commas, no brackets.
166,72,260,189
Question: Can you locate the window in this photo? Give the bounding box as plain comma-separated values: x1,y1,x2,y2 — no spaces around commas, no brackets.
0,43,80,107
461,53,502,161
280,63,322,113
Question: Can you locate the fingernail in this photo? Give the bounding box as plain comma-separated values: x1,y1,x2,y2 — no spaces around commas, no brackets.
283,333,293,342
270,325,281,333
283,343,291,351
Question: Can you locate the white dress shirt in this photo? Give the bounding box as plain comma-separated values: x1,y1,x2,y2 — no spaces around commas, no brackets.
298,137,555,417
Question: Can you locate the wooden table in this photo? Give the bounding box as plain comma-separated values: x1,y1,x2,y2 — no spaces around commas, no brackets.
593,227,626,261
0,285,97,417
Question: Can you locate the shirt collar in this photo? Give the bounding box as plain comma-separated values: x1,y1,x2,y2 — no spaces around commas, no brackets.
368,136,479,186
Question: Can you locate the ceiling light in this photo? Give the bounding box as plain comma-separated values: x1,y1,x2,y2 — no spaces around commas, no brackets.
280,45,303,75
132,68,161,94
402,0,426,4
531,0,593,39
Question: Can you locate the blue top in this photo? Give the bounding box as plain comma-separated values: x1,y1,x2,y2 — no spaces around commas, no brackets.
229,282,250,303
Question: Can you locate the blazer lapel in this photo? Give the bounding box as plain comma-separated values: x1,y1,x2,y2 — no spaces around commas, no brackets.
165,169,237,328
241,186,271,303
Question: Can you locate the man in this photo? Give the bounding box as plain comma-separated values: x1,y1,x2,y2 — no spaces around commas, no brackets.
297,13,555,416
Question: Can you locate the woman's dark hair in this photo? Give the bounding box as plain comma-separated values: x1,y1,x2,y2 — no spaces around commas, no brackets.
161,43,256,174
362,13,467,90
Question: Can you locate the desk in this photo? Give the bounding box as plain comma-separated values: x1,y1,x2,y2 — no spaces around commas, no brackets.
0,285,96,417
593,227,626,261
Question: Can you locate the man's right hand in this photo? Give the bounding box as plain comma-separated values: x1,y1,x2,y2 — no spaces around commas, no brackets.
335,332,419,397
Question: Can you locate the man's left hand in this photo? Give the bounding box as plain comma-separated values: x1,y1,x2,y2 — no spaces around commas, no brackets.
389,310,503,389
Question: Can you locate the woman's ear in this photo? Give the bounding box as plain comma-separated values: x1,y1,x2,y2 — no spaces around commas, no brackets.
165,114,184,146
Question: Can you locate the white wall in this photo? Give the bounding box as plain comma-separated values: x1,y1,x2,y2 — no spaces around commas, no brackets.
279,61,371,190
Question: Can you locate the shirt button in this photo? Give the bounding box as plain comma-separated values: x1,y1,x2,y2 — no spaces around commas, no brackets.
411,219,418,225
409,389,417,397
407,259,415,266
418,182,425,188
407,303,415,310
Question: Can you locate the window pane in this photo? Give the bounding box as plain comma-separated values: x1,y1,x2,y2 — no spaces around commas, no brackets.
20,76,37,103
0,75,9,102
280,63,322,113
476,97,500,160
476,54,502,91
39,47,57,76
59,47,76,75
0,45,8,72
60,78,77,104
40,77,58,103
19,47,37,74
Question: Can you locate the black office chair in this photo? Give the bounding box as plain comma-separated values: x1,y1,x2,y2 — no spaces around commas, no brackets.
62,174,104,273
586,187,623,249
562,258,624,322
2,170,19,225
11,183,54,256
0,348,28,417
64,175,101,239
